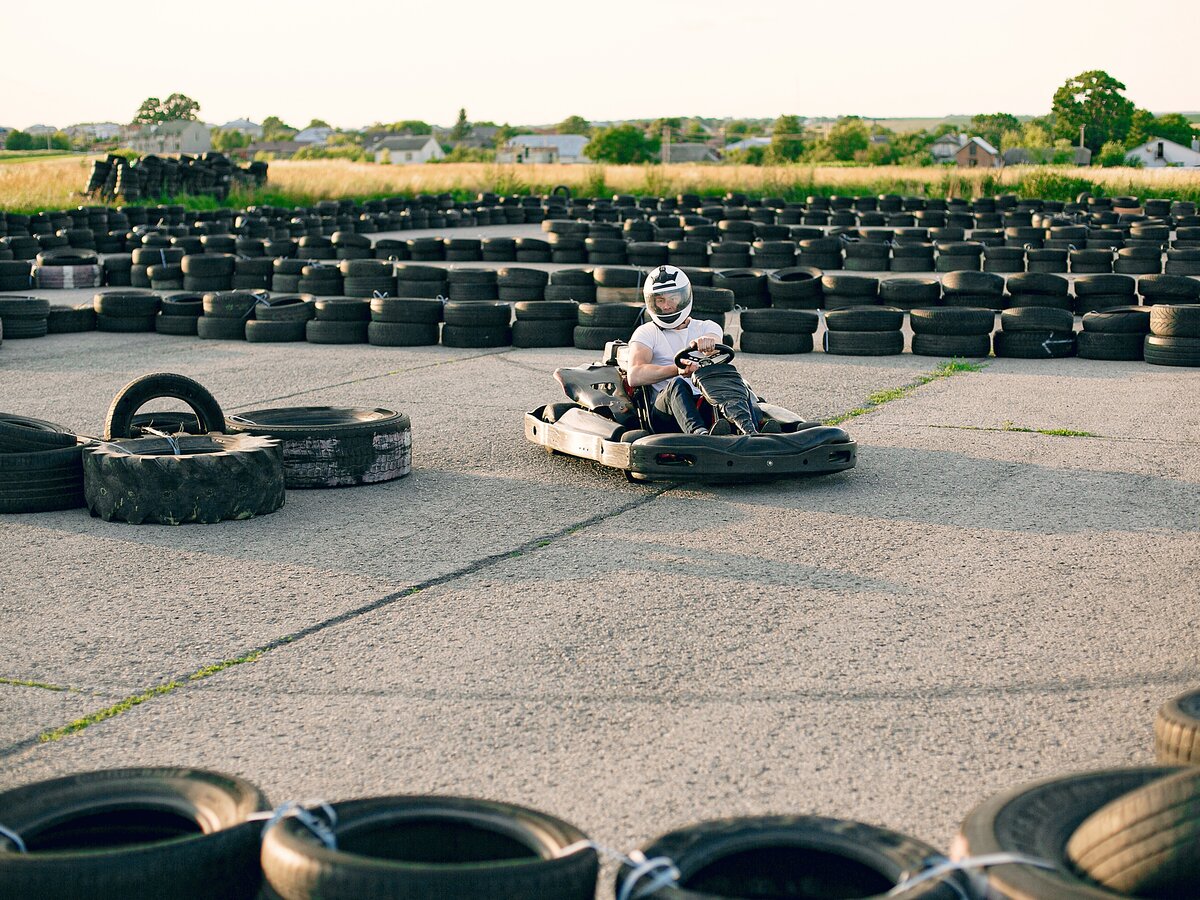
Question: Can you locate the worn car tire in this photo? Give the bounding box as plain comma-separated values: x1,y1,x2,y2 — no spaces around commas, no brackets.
910,307,995,336
246,320,307,343
225,407,411,489
1000,307,1075,333
370,297,443,324
953,767,1181,900
994,330,1077,358
512,320,575,348
367,321,440,347
260,795,597,900
102,372,226,441
1076,331,1144,361
1081,307,1151,334
0,767,269,900
47,305,96,333
825,306,904,332
911,333,992,357
739,309,819,334
85,434,284,524
305,320,368,344
1144,334,1200,367
0,414,77,452
1155,687,1200,765
739,331,814,354
824,330,904,355
621,815,965,900
0,442,87,514
1149,304,1200,338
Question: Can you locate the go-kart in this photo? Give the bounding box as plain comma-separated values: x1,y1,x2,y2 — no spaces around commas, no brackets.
525,340,857,482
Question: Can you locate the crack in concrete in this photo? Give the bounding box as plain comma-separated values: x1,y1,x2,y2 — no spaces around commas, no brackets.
822,359,987,426
0,482,676,759
0,676,74,693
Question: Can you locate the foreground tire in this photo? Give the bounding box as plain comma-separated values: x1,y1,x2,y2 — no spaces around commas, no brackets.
1077,331,1144,361
1144,335,1200,367
260,795,597,900
0,767,269,900
621,815,965,899
224,407,411,488
952,766,1180,900
0,414,77,452
0,442,87,514
911,333,991,357
1156,687,1200,765
102,373,226,441
994,330,1077,359
1066,769,1200,897
84,434,285,524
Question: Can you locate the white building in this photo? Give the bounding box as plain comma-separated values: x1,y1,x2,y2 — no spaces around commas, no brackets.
724,136,771,153
66,122,122,141
124,120,212,154
221,118,263,139
1125,136,1200,168
373,135,445,164
293,126,333,145
497,134,591,164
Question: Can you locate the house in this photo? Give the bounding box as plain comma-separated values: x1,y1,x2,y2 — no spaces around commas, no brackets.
955,136,1001,168
244,140,306,159
724,136,771,153
931,132,967,162
1126,136,1200,168
123,120,212,154
373,135,445,164
293,126,333,145
1003,146,1092,166
24,124,58,136
663,142,720,163
497,134,590,164
66,122,122,141
221,118,263,139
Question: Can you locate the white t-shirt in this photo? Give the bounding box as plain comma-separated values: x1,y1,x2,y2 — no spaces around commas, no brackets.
629,318,723,397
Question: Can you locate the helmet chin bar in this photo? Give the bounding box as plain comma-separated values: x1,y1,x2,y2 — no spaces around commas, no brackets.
647,301,692,329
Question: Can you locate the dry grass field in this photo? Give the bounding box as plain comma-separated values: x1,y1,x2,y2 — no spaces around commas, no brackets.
2,156,1199,213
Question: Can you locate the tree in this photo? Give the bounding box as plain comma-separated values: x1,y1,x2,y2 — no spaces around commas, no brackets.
826,116,870,161
1020,121,1052,149
132,93,200,125
1050,70,1135,153
583,124,658,164
557,115,590,135
1096,141,1136,167
261,116,296,141
769,114,804,162
450,108,469,141
306,118,331,130
1127,110,1196,149
970,113,1020,150
5,130,32,151
49,131,72,151
212,129,249,152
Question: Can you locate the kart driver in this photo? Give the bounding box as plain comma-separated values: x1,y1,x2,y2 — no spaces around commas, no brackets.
627,265,772,436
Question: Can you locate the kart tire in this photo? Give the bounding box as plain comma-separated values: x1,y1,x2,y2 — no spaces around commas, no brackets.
443,301,511,328
824,306,904,332
619,428,650,443
246,320,307,343
1150,304,1200,338
911,333,992,358
621,815,965,900
739,309,819,334
1144,334,1200,367
993,330,1077,359
306,320,368,344
102,372,226,441
256,297,316,323
196,316,247,340
314,298,371,322
909,307,995,336
367,321,440,346
1080,307,1151,334
225,407,411,489
0,767,269,900
47,305,96,333
1077,331,1144,361
92,291,161,318
155,313,199,336
573,325,629,350
953,767,1181,900
1155,687,1200,765
824,330,904,356
739,331,813,354
1000,307,1075,333
84,434,285,524
370,297,443,324
96,313,156,333
513,320,575,348
1066,768,1200,897
0,414,77,452
260,795,597,900
441,324,512,348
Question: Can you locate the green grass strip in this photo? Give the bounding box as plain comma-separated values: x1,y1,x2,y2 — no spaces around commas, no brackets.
823,358,985,426
0,676,71,692
39,650,263,743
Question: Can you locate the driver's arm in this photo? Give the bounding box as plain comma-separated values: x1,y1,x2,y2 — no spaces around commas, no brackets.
627,341,690,387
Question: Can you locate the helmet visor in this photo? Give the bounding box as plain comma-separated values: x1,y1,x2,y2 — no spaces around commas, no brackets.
648,286,689,318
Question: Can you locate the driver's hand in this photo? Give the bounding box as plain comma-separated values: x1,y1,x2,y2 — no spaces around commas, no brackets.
677,361,699,377
692,335,717,355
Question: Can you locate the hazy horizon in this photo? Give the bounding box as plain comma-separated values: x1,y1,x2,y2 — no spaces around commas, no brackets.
4,0,1195,131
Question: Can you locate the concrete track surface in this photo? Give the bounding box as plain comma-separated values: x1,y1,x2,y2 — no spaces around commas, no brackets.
1,238,1198,894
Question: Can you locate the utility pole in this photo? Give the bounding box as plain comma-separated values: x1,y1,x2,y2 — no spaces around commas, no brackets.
1079,123,1085,148
662,126,670,165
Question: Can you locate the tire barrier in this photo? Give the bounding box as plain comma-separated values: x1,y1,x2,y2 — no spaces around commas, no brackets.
85,152,266,202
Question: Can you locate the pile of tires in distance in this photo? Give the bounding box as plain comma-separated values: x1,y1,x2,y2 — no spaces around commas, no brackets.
0,687,1196,899
0,192,1197,289
0,373,411,522
2,266,1198,365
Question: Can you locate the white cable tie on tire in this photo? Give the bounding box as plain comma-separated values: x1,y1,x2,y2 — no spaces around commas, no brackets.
141,426,182,455
555,841,679,900
251,800,338,850
887,852,1056,898
372,290,389,299
0,822,27,853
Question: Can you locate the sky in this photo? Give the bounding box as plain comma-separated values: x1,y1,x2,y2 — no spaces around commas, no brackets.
3,0,1195,131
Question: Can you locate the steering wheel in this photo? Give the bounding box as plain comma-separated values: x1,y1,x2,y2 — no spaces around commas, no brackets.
675,342,735,369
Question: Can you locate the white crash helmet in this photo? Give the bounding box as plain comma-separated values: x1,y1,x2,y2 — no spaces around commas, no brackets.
642,265,693,329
